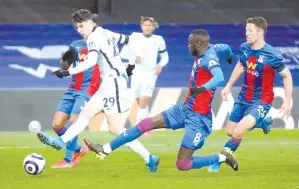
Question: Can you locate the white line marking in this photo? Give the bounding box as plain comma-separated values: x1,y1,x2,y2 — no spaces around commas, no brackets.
1,141,299,150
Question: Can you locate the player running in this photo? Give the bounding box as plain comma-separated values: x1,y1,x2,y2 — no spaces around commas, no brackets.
37,9,159,172
208,16,293,172
121,16,169,137
83,29,239,172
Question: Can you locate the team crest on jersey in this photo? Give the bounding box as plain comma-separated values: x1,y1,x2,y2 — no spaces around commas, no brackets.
209,60,217,67
258,55,264,63
78,48,88,63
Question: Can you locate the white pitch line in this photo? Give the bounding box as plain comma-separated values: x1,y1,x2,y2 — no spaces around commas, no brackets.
0,141,298,150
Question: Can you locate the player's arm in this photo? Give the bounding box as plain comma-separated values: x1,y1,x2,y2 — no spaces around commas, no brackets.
155,36,169,75
157,37,169,67
52,43,77,78
214,43,233,64
52,37,99,78
190,60,224,95
279,67,293,101
225,61,244,88
276,59,293,119
125,33,141,76
60,47,77,70
68,35,100,75
105,29,129,46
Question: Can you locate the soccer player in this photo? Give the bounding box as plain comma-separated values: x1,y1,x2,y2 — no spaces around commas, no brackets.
213,43,273,134
83,29,239,172
123,16,169,136
208,17,293,172
49,40,100,168
37,9,159,172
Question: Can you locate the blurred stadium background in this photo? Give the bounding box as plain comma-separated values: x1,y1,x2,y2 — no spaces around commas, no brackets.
0,1,298,189
0,0,298,131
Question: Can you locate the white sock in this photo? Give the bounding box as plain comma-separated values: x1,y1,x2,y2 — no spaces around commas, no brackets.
103,143,112,153
218,154,226,162
136,106,149,124
126,140,150,163
61,117,89,143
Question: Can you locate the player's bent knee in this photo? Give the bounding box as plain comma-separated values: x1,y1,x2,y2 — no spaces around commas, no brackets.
226,130,233,137
136,118,154,133
176,159,192,171
138,96,150,108
52,119,65,130
108,125,124,136
232,127,245,139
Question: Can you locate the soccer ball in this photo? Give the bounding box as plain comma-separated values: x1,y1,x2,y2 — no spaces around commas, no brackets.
23,153,46,175
28,120,41,132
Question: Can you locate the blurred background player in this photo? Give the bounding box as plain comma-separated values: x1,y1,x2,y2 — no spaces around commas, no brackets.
51,39,100,168
121,16,169,137
37,9,159,172
83,29,239,172
209,16,293,172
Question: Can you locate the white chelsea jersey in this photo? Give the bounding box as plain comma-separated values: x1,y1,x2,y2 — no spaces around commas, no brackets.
87,27,127,79
129,32,167,73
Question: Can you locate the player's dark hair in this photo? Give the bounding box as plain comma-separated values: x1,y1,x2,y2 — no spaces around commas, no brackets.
91,14,98,23
72,9,93,24
191,29,210,41
246,17,267,34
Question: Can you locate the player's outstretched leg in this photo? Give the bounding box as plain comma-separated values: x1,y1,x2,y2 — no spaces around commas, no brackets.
176,147,238,172
84,114,168,172
137,106,151,137
84,117,156,156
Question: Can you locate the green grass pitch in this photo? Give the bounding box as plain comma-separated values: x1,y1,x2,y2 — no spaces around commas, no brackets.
0,129,298,189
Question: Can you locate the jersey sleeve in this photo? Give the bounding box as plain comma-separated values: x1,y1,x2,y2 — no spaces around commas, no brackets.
69,36,98,75
203,57,220,71
87,33,101,53
125,33,141,64
236,43,247,64
271,53,286,72
158,36,167,53
214,43,233,59
69,42,75,50
105,29,129,45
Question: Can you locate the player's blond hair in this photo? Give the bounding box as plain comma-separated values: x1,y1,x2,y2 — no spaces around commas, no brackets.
140,16,159,28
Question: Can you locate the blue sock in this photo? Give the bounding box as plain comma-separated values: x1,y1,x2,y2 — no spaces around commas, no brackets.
192,154,219,169
64,135,80,163
110,126,142,151
55,127,67,137
214,137,243,169
224,137,242,152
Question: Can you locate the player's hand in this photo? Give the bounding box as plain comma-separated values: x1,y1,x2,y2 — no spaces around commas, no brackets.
52,69,70,78
226,54,233,64
62,48,77,65
221,86,231,101
280,100,292,119
126,64,135,77
190,86,206,95
155,65,162,75
60,60,70,70
135,55,141,63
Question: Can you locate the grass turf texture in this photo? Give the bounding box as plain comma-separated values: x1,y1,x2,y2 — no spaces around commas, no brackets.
0,129,298,189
